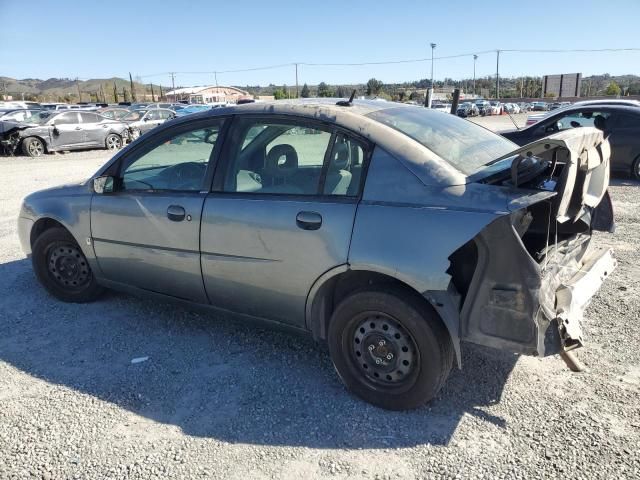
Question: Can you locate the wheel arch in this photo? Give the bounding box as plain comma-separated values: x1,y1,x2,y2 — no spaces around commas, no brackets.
30,217,71,248
305,266,462,366
22,135,50,154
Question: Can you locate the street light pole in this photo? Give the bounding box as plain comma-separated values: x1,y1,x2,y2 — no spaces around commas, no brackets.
495,50,500,99
428,42,436,108
473,54,478,96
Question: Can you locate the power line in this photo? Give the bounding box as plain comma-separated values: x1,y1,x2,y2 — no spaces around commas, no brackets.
129,46,640,80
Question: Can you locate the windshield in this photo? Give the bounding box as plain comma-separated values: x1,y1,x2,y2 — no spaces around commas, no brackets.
122,110,146,121
367,106,517,175
24,111,54,124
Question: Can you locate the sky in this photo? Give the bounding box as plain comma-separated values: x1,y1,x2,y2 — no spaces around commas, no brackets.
1,0,639,88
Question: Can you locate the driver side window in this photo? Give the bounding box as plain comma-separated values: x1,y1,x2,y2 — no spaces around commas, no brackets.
121,122,223,192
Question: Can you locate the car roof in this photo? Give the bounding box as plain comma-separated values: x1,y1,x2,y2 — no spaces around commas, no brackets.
110,99,469,187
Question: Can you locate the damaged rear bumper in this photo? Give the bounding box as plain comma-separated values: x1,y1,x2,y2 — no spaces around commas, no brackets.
552,247,616,352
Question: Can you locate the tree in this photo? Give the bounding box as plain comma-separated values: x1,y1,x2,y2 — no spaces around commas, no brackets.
366,78,383,96
300,83,310,98
317,82,333,97
335,85,349,98
273,88,287,100
123,88,129,103
605,81,621,96
113,82,119,102
129,72,137,102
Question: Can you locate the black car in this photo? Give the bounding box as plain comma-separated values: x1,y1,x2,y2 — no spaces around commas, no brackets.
502,104,640,179
456,103,478,118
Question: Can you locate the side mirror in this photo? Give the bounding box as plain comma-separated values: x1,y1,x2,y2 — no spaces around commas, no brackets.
93,175,115,194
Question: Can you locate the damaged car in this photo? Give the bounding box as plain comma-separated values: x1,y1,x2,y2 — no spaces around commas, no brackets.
17,99,615,410
0,110,129,157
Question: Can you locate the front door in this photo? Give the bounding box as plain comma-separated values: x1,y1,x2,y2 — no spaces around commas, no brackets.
91,118,225,302
49,112,85,149
200,116,369,326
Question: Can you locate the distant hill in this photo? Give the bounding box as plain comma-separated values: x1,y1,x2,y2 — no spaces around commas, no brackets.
0,76,169,103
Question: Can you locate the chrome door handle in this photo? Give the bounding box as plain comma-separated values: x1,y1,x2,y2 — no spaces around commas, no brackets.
167,205,186,221
75,127,82,130
296,211,322,230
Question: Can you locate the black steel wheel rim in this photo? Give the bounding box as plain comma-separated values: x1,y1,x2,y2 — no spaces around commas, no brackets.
46,243,90,290
348,311,419,389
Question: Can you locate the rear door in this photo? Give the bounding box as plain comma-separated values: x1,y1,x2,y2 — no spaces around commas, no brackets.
605,111,640,174
79,112,106,146
200,116,369,326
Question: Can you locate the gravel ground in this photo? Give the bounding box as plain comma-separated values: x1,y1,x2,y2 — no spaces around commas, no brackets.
0,125,639,479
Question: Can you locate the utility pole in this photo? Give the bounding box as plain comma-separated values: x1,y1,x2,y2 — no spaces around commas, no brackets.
214,71,218,88
495,50,500,99
473,54,477,96
170,72,176,102
295,63,299,98
426,43,436,108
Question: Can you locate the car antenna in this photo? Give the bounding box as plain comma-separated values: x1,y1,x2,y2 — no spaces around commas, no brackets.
336,90,356,107
506,109,521,130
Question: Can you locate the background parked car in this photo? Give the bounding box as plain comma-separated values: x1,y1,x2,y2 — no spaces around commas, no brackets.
456,102,478,117
97,107,131,120
475,100,492,116
0,108,43,122
121,108,176,137
531,101,549,111
0,110,128,157
174,104,214,117
502,104,640,179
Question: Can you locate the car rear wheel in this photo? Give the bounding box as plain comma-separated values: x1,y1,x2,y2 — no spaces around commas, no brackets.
32,227,104,303
105,134,122,150
328,287,453,410
22,137,45,157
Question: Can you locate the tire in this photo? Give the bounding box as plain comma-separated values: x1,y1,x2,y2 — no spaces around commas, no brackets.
105,134,122,150
632,156,640,181
328,287,454,410
32,227,104,303
22,137,45,157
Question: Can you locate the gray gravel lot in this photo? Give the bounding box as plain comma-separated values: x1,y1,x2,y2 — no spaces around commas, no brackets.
0,125,639,479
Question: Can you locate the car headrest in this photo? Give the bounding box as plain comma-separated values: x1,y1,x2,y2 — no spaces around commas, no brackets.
265,144,298,176
593,115,606,131
331,143,350,171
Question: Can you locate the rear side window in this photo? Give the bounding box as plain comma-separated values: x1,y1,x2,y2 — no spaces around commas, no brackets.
224,121,333,195
367,106,516,175
80,112,102,123
54,112,80,125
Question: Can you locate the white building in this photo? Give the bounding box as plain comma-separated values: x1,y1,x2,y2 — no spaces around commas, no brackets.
165,85,250,104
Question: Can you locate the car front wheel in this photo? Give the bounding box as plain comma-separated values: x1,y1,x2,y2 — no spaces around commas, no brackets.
32,227,104,303
22,137,45,157
105,134,122,150
328,287,454,410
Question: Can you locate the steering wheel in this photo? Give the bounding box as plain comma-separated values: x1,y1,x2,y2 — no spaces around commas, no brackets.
165,162,205,189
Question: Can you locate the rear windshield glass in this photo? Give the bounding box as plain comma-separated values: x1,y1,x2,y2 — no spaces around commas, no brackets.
367,106,516,175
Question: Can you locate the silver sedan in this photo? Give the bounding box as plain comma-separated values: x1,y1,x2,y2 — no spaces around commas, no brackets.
18,99,615,409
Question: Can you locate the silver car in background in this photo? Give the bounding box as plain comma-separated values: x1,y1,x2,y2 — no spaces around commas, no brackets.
1,110,128,157
18,99,615,409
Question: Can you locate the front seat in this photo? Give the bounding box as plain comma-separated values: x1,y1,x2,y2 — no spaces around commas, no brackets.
261,144,302,194
593,115,607,131
325,143,352,195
